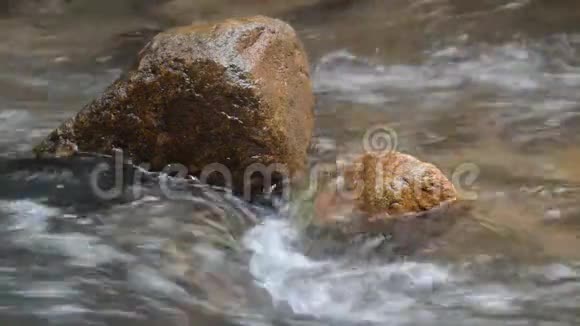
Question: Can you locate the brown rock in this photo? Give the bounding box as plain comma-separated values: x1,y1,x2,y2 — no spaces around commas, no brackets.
35,16,315,192
348,152,457,216
314,152,457,221
310,152,458,249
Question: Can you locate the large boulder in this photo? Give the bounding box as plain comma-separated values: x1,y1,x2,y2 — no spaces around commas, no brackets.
35,16,315,193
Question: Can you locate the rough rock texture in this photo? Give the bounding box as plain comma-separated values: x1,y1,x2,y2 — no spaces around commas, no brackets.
308,152,458,251
348,152,457,216
35,16,315,191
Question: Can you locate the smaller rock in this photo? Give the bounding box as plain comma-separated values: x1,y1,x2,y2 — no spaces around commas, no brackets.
315,152,457,223
309,152,458,254
349,152,457,216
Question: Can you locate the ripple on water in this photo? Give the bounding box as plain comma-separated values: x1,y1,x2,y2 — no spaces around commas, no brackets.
314,37,580,105
0,200,133,268
0,197,211,325
14,282,80,299
0,110,34,153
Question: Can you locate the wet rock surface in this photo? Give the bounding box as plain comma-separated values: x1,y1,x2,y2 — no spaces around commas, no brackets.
313,152,457,225
349,152,457,215
303,152,458,256
35,16,315,192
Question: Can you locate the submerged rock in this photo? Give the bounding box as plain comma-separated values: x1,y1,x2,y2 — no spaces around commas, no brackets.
307,152,458,255
35,16,315,193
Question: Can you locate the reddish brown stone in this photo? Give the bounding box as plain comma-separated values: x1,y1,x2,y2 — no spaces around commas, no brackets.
350,152,457,215
35,16,315,192
312,152,457,235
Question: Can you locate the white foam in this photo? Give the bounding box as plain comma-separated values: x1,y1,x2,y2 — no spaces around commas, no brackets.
244,219,453,324
1,200,56,233
244,219,580,324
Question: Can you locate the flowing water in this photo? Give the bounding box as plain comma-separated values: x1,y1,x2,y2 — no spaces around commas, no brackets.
1,0,580,325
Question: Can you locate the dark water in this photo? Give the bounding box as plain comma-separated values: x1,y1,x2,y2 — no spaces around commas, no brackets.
1,0,580,325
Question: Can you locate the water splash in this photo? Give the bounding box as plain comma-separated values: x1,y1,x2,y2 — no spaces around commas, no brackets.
245,219,580,325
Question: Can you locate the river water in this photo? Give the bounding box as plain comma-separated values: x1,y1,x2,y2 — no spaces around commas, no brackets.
1,0,580,325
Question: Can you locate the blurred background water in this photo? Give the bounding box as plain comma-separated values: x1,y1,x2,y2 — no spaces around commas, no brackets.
1,0,580,325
